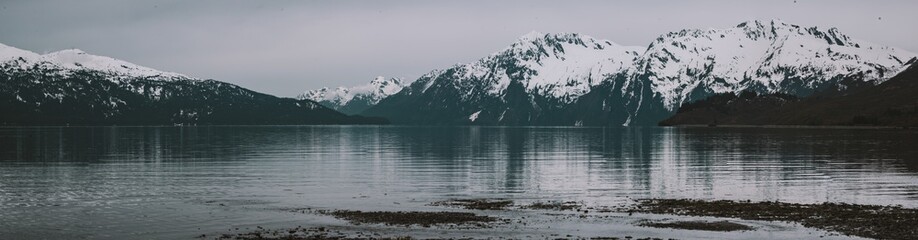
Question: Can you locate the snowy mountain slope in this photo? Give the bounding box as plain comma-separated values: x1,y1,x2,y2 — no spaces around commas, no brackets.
363,32,644,124
632,19,914,111
299,76,405,114
366,20,916,126
0,43,41,63
585,19,917,126
0,43,385,125
40,49,188,79
0,44,187,79
474,31,644,102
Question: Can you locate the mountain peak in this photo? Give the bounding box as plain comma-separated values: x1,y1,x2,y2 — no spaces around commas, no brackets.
0,42,190,80
394,30,645,105
368,76,404,94
519,31,546,41
300,76,408,114
515,32,615,46
39,48,188,79
49,48,88,55
502,31,624,61
736,19,790,28
370,75,401,86
638,19,915,111
730,19,802,39
730,19,858,45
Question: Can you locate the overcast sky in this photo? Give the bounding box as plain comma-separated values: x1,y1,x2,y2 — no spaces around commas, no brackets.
1,0,915,97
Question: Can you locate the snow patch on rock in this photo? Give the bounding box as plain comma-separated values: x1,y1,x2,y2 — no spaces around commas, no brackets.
469,110,482,122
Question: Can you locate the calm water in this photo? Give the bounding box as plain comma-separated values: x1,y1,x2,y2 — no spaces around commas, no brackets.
1,126,917,239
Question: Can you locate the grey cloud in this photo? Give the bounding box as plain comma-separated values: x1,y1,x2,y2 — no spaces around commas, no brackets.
1,0,915,97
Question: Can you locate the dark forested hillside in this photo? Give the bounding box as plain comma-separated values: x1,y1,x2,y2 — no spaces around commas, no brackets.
661,63,918,127
0,69,387,125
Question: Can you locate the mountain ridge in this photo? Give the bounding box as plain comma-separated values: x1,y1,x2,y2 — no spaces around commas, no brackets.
362,31,645,125
299,76,406,115
636,19,911,110
1,44,188,80
361,20,915,126
0,43,385,125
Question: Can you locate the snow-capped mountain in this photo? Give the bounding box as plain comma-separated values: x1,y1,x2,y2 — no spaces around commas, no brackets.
0,43,384,125
364,20,916,126
634,19,913,111
1,43,187,80
363,32,644,124
461,31,645,102
300,76,405,115
0,43,40,63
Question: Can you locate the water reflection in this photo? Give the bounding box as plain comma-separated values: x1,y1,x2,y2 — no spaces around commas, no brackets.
1,126,917,238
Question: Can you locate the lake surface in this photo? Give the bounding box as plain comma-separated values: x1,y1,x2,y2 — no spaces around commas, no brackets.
1,126,917,239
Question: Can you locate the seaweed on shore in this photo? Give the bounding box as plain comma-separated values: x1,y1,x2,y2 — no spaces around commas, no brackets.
524,201,583,211
207,226,411,240
638,220,754,232
627,199,918,240
430,199,514,210
321,210,499,227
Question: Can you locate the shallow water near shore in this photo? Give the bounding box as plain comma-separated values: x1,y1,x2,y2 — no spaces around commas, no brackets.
1,126,916,239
